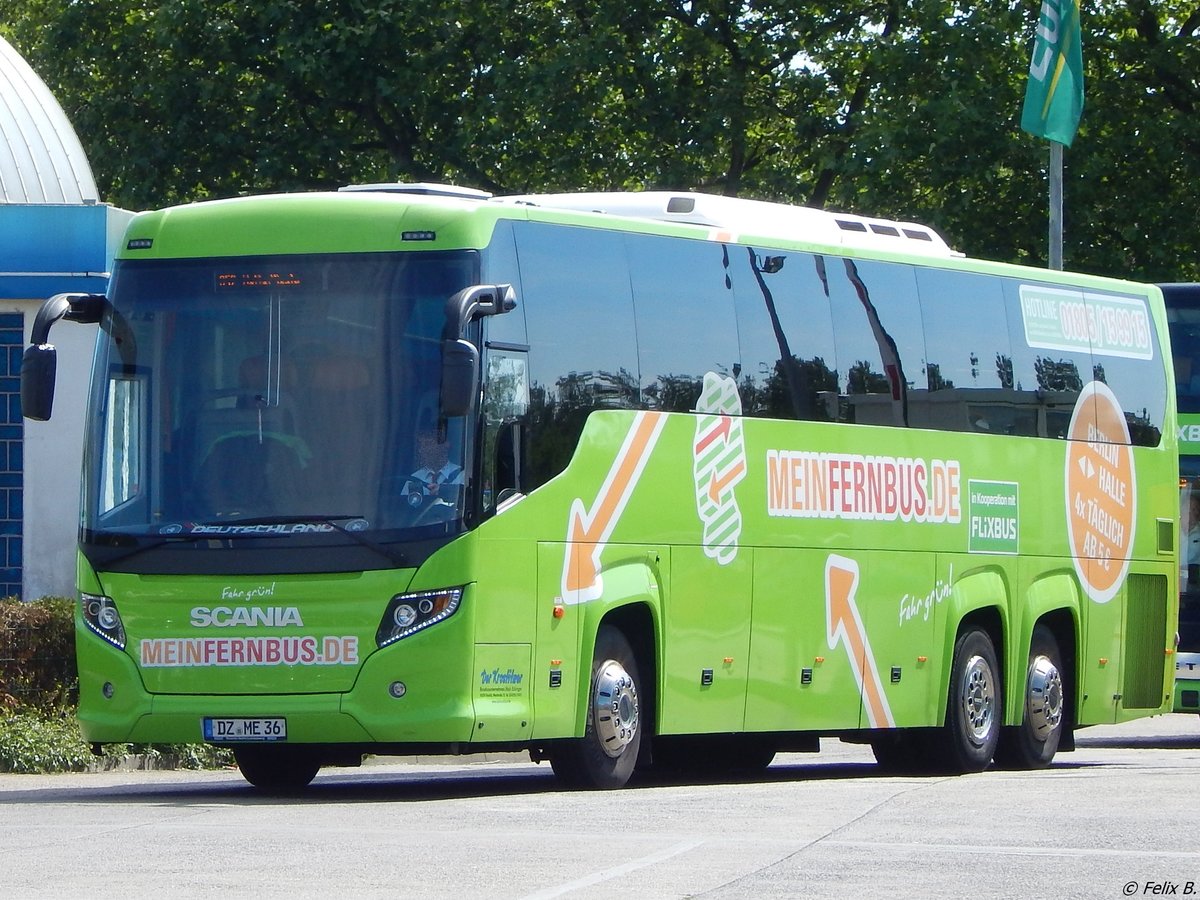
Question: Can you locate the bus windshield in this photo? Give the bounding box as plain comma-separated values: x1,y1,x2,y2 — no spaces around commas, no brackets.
81,250,478,573
1167,295,1200,416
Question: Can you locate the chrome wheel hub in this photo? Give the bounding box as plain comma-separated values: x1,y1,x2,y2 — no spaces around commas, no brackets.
961,654,996,745
1027,654,1063,739
593,659,639,758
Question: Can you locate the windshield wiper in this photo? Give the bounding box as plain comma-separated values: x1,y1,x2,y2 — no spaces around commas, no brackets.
85,531,213,567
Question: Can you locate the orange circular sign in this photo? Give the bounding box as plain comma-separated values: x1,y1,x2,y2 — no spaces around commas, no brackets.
1065,382,1136,603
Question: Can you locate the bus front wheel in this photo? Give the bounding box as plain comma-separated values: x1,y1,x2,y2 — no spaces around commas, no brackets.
995,625,1065,769
549,625,642,790
234,745,321,791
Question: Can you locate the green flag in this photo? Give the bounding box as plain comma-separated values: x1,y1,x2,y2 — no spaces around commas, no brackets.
1021,0,1084,146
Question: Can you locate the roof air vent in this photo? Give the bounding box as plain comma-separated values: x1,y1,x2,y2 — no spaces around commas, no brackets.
339,182,492,200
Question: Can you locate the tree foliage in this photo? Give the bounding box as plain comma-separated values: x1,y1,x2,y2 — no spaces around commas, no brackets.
2,0,1197,280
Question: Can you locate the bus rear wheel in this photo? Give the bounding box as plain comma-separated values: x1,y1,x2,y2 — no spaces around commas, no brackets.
995,625,1065,769
234,745,321,790
937,627,1001,773
549,625,642,790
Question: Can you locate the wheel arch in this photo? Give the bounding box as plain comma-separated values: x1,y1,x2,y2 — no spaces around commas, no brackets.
601,602,658,742
940,604,1007,728
1005,570,1081,728
1007,605,1078,741
571,557,661,739
937,567,1009,726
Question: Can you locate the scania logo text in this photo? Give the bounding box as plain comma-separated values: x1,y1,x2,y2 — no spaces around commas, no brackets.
190,606,304,628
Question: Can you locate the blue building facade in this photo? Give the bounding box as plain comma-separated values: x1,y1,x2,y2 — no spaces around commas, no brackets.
0,311,22,597
0,203,128,599
2,35,133,599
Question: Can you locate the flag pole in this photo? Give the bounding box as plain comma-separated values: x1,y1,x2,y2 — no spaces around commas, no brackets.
1021,0,1083,272
1049,141,1063,270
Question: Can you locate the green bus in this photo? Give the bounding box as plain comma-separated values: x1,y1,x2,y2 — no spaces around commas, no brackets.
1162,283,1200,713
22,185,1179,789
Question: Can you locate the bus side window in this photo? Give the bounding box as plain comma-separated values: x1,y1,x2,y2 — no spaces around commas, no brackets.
1001,281,1104,442
1077,290,1165,448
625,233,740,413
915,268,1025,435
481,349,529,513
98,370,147,520
514,222,638,490
728,247,839,422
827,258,926,428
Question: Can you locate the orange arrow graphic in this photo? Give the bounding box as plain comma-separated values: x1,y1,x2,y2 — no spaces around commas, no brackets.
707,460,746,504
824,554,894,728
562,412,666,603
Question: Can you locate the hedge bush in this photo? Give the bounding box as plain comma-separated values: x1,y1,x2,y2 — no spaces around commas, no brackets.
0,596,232,773
0,710,95,773
0,596,77,713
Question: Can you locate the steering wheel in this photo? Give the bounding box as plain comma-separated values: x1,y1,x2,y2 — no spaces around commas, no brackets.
413,498,457,526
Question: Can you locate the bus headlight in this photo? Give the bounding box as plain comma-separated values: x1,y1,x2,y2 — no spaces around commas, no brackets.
81,592,126,650
376,587,463,648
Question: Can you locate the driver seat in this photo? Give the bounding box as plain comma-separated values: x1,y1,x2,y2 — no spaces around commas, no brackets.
192,407,307,518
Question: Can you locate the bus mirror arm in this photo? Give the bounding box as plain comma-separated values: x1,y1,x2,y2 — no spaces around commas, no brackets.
440,285,517,418
21,293,107,422
441,284,517,343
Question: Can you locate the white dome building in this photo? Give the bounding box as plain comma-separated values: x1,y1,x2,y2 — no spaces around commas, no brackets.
1,34,134,600
0,35,99,204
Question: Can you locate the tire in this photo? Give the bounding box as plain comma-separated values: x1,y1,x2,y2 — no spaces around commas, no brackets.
550,625,643,790
936,627,1001,773
234,745,321,791
995,625,1065,769
730,741,776,772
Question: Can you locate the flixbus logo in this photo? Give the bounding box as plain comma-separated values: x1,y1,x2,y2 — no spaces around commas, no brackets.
1178,415,1200,452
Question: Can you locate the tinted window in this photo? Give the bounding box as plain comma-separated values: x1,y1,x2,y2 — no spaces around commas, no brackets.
916,268,1027,435
1000,280,1090,440
626,234,740,412
1001,280,1164,446
827,258,926,427
481,220,528,346
1164,285,1200,415
729,246,838,420
1079,288,1165,446
514,222,639,486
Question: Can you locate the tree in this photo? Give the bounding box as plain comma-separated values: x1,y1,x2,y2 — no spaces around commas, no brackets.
838,1,1200,279
3,1,1196,280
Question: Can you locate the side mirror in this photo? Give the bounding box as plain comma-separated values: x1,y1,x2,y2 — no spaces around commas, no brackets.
440,338,479,418
438,284,516,419
20,292,107,422
21,344,58,422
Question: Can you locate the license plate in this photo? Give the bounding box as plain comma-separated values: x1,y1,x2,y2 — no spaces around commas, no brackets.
203,717,287,742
